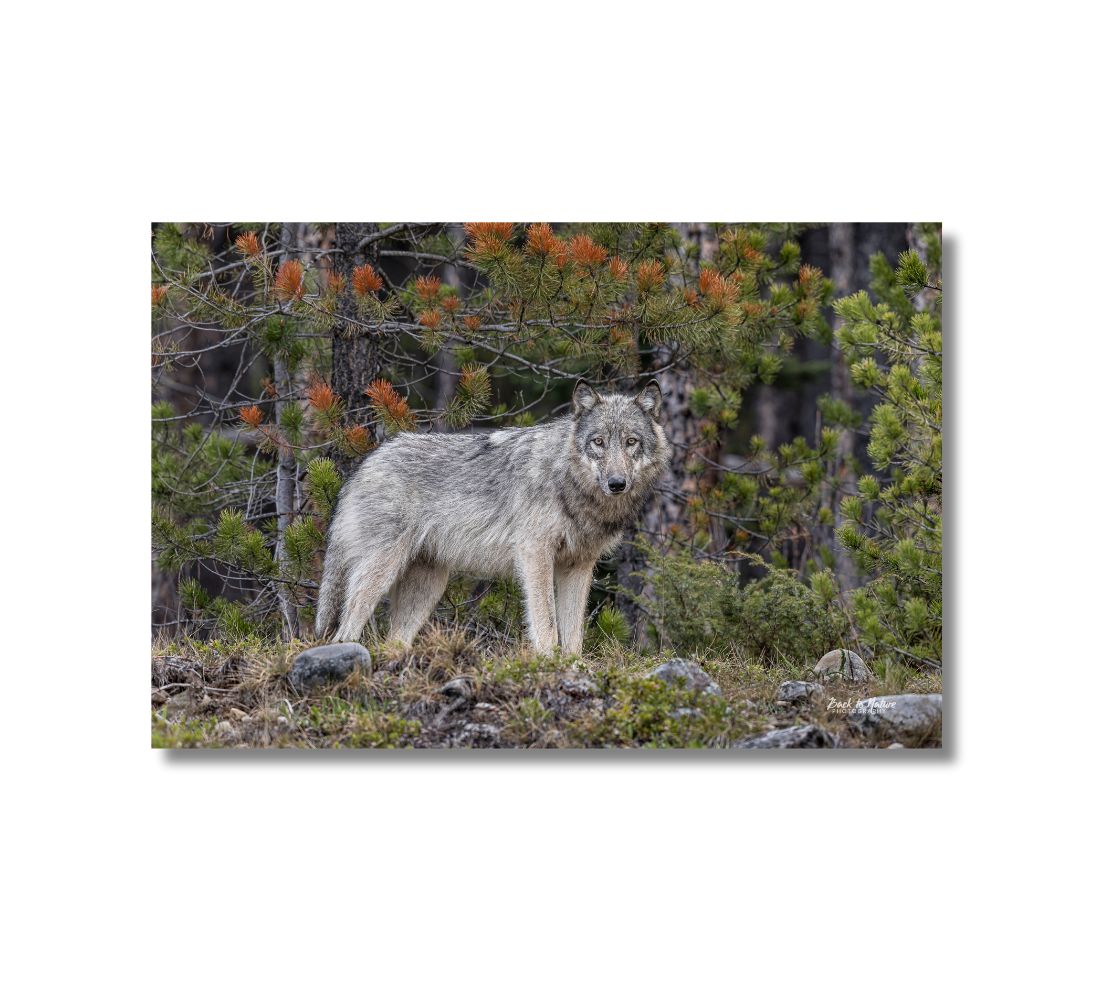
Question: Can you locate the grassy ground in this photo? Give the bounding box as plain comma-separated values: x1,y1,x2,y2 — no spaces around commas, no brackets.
151,628,942,750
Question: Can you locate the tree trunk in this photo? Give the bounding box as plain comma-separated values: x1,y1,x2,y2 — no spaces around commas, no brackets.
819,222,860,593
273,223,304,640
617,223,717,644
330,223,383,474
435,224,464,430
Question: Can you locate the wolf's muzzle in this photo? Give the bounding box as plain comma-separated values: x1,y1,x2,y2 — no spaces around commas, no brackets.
607,476,627,494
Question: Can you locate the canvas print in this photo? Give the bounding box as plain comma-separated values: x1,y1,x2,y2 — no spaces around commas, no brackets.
151,223,943,749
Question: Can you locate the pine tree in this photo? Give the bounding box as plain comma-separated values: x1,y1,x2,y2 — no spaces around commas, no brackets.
831,227,943,668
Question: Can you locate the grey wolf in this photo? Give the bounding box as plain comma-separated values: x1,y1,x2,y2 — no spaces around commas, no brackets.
316,379,669,653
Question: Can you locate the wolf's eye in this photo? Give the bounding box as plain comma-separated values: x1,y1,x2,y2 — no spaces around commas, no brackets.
592,437,604,447
626,437,638,446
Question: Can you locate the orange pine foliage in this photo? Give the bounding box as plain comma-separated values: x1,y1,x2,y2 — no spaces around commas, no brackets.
463,315,482,332
798,264,821,285
459,364,490,395
608,257,628,280
465,222,515,244
239,404,264,429
698,268,738,306
549,239,570,269
324,269,346,294
414,275,442,301
234,231,262,256
260,376,278,399
440,294,461,314
636,259,665,293
274,259,305,301
525,222,561,256
343,425,373,453
364,379,416,430
308,379,338,412
352,263,383,296
151,285,168,306
418,309,442,330
569,234,607,267
683,288,700,307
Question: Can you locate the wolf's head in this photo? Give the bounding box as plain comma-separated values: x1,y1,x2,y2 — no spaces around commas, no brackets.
569,378,669,498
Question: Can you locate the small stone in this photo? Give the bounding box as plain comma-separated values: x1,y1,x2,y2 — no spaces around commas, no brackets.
559,674,596,698
847,694,942,746
887,742,905,749
775,680,824,705
732,725,839,749
455,723,501,747
813,649,873,682
289,643,371,691
647,658,722,696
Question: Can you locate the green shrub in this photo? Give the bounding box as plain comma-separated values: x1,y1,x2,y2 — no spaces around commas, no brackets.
644,548,844,665
740,569,845,667
644,548,741,653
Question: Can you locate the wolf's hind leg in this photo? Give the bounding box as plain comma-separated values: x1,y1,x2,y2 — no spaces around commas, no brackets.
555,561,596,655
315,547,347,639
333,545,410,643
388,561,450,647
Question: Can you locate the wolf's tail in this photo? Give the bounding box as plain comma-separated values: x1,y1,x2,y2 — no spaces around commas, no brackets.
315,544,346,639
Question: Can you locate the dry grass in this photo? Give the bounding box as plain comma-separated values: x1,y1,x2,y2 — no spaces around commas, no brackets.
151,627,942,750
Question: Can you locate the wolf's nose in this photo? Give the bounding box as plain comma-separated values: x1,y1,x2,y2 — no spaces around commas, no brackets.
607,476,627,493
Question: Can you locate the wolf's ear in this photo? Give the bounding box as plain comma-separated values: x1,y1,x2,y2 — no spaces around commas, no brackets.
572,378,602,414
633,378,662,419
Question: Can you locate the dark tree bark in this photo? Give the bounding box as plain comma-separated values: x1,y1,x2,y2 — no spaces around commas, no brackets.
817,222,860,592
435,224,464,430
329,223,383,475
616,223,718,644
273,223,307,639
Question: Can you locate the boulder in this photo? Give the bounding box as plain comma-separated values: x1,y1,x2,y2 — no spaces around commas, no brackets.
647,658,722,696
775,680,824,705
732,725,839,749
289,643,371,691
813,648,873,682
847,694,942,745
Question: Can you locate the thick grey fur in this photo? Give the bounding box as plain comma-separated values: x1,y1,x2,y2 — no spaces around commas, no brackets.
316,379,670,653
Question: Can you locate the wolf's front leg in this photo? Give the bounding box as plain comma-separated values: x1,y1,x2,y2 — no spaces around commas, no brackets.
515,546,558,652
555,561,596,655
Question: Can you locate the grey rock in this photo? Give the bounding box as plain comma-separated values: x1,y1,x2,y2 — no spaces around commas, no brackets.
732,725,840,749
813,648,873,682
847,694,942,745
559,674,597,698
454,722,501,748
775,680,824,705
289,643,371,691
647,658,722,696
